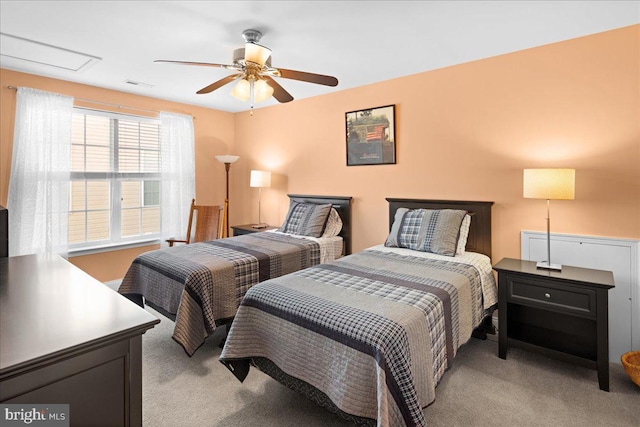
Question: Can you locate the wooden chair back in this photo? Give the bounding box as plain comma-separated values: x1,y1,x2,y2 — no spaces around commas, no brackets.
167,199,222,247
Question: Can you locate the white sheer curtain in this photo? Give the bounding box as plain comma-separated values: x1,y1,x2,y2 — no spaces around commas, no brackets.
159,112,195,247
7,87,74,257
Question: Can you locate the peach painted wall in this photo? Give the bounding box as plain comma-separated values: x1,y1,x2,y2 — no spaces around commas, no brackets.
232,25,640,264
0,69,236,281
1,25,638,281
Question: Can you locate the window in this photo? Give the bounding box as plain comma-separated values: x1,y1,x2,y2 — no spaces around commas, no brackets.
69,109,161,250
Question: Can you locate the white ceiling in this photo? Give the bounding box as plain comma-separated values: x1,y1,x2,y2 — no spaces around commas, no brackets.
1,1,638,113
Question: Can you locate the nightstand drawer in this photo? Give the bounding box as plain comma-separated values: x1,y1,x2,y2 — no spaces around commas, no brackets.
507,277,596,317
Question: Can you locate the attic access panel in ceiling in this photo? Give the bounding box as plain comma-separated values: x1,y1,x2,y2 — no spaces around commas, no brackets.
0,33,101,72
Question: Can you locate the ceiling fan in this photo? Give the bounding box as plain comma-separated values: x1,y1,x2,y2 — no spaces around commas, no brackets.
155,29,338,111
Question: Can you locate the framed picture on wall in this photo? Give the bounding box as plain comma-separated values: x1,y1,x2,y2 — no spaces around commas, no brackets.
345,104,396,166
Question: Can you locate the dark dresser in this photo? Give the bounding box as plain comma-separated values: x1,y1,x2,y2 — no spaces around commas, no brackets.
0,206,7,257
0,253,160,426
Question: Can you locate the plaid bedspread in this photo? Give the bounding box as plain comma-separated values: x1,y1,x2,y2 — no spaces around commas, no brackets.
220,249,495,427
118,232,321,356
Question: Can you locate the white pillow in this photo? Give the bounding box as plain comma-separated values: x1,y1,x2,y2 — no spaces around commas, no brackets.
322,208,342,237
456,214,471,255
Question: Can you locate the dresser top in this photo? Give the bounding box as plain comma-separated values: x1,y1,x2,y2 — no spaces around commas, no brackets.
1,253,159,374
493,257,615,288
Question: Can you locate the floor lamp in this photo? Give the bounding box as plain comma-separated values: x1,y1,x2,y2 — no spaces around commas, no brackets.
523,168,575,271
249,170,271,228
215,155,239,237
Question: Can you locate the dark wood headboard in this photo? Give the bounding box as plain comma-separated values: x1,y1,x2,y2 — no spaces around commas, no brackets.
287,194,353,255
385,198,494,259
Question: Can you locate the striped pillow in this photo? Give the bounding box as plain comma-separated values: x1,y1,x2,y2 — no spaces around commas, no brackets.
456,214,472,255
385,208,467,256
279,201,332,238
322,208,343,237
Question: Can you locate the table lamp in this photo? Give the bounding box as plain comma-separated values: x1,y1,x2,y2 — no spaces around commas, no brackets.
249,170,271,229
523,168,575,270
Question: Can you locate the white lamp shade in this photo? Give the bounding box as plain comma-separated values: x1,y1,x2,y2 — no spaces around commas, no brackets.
215,155,240,164
245,43,272,66
253,79,274,103
230,79,251,101
523,168,575,200
250,170,271,188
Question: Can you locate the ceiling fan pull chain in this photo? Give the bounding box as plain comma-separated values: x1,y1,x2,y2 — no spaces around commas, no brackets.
250,79,255,116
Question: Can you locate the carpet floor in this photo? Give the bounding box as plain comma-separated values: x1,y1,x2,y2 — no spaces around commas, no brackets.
140,306,639,426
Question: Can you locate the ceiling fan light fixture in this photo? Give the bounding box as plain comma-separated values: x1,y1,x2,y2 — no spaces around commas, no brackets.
157,28,336,109
245,42,271,67
230,78,251,101
253,79,274,103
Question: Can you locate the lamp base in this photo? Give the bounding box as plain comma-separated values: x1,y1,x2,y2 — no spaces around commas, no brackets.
252,223,269,229
536,260,562,271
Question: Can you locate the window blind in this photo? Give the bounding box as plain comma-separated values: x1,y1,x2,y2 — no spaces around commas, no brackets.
69,108,161,249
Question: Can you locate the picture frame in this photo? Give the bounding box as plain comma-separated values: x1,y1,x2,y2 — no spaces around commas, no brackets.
345,104,396,166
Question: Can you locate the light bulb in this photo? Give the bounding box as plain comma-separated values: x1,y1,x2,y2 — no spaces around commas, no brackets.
253,79,274,103
231,79,251,101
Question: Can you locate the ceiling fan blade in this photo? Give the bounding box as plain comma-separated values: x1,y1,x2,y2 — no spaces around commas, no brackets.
276,68,338,87
196,74,239,94
154,59,233,69
263,76,294,103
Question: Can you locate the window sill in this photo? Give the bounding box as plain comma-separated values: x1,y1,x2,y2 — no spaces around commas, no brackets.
69,238,161,257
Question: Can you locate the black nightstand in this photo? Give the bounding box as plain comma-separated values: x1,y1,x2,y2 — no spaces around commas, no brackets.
493,257,614,391
231,224,278,236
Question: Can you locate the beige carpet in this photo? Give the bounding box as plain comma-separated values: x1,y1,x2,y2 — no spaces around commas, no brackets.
140,306,639,426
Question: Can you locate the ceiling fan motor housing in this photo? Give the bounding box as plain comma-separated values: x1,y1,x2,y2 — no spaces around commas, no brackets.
242,29,262,44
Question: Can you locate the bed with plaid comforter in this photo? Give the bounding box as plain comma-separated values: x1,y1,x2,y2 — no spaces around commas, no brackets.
220,246,497,427
118,232,323,356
